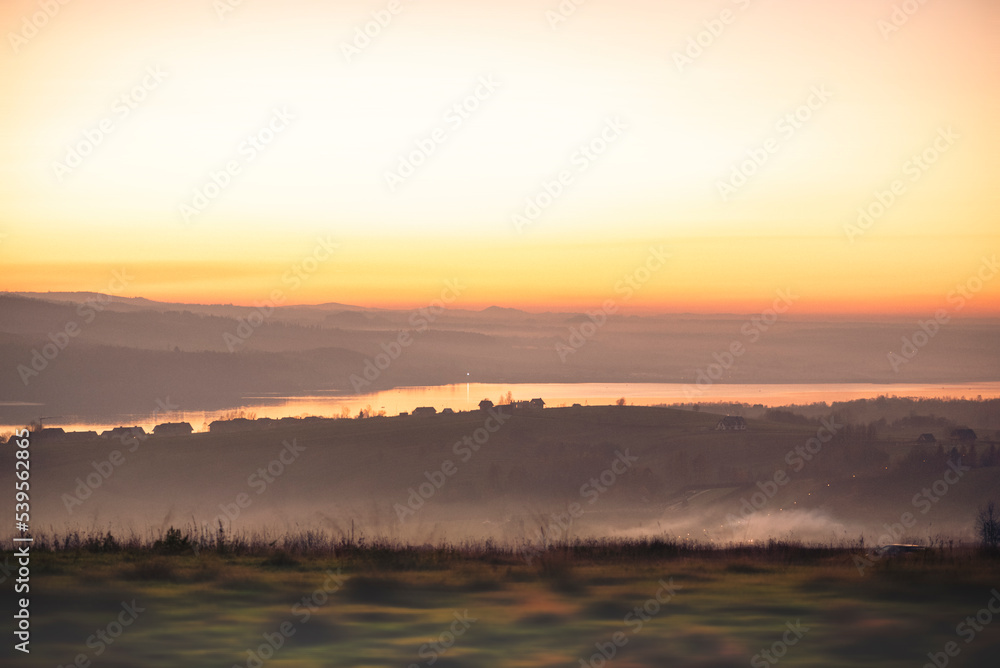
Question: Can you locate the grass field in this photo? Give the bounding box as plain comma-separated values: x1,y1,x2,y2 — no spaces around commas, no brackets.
11,538,1000,668
6,402,999,666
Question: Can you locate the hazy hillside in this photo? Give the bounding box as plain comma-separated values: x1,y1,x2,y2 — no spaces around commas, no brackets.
9,406,998,546
2,294,999,421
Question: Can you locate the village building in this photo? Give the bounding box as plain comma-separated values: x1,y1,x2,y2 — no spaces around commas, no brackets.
101,426,147,441
153,422,194,436
950,428,977,443
208,418,255,433
509,398,546,411
715,416,747,431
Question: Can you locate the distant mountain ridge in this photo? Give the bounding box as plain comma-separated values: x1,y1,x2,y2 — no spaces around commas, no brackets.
8,292,539,317
2,292,999,422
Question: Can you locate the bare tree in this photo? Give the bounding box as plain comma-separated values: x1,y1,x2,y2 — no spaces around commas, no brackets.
977,501,999,551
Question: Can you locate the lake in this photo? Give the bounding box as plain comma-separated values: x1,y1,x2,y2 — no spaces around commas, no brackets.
3,381,999,435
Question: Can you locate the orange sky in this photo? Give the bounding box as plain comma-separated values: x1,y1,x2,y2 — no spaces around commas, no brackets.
1,0,998,315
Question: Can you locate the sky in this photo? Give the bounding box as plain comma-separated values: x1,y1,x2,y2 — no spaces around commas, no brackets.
0,0,998,314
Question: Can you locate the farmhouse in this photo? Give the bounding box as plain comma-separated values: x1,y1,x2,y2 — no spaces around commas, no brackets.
478,399,494,411
208,418,254,433
509,398,546,411
412,407,437,417
916,433,936,444
101,426,146,440
950,428,977,443
153,422,194,436
715,416,747,431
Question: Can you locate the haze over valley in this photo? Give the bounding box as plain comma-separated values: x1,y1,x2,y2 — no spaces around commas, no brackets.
3,292,998,422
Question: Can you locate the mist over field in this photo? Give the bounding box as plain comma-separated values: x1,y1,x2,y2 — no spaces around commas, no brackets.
2,292,998,545
6,400,998,547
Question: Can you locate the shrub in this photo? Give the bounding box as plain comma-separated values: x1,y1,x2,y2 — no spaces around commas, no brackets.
153,526,192,554
977,502,999,551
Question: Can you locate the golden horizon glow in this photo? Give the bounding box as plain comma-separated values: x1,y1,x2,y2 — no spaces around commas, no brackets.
1,0,998,315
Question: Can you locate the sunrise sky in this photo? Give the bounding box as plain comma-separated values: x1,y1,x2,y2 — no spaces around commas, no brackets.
1,0,997,314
